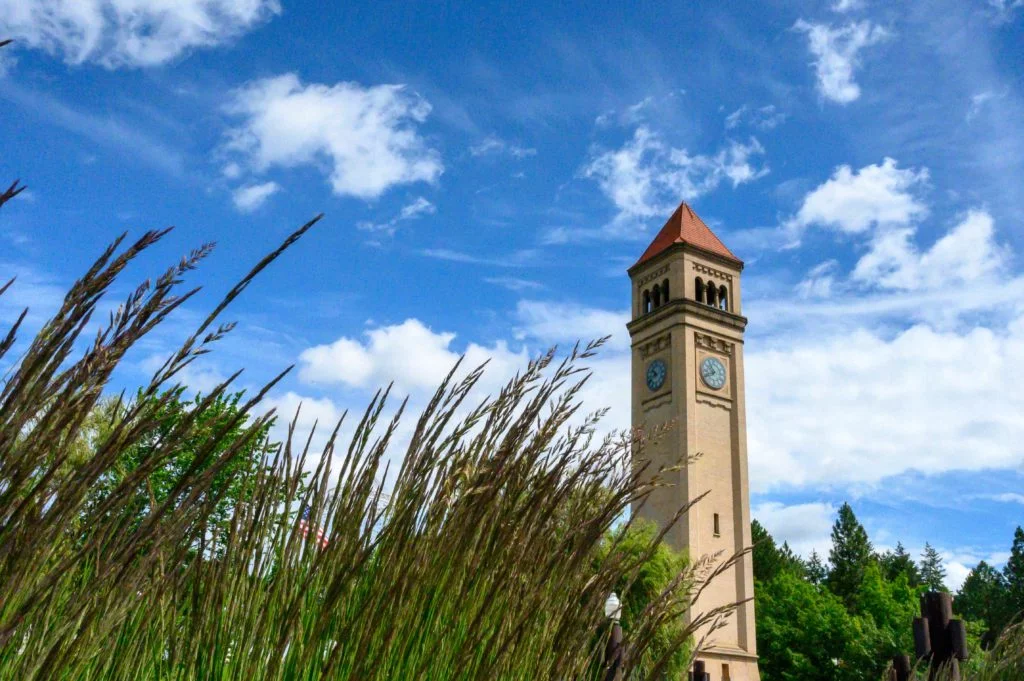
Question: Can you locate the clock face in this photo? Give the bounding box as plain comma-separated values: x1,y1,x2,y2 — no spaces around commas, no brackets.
645,359,667,391
700,357,727,390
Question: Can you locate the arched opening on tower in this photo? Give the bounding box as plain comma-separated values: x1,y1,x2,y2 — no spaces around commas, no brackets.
661,278,669,304
695,277,704,303
643,289,652,314
719,285,728,312
706,282,717,308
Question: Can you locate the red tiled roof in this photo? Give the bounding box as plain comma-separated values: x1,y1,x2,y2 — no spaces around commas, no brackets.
633,201,741,268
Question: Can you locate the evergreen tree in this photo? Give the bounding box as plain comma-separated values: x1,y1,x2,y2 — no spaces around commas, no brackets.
880,541,921,587
919,542,948,592
1002,526,1024,626
751,519,805,582
780,541,804,574
751,519,777,582
827,503,874,609
955,560,1007,647
806,550,827,585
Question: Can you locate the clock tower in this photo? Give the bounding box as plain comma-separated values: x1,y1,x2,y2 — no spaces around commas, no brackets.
627,202,760,680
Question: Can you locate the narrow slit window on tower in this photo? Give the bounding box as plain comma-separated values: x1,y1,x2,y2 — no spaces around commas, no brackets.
661,278,670,304
719,285,728,311
695,277,704,303
713,513,720,537
722,663,731,681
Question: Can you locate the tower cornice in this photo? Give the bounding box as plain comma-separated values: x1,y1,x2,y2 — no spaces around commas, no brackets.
628,241,745,279
626,297,748,338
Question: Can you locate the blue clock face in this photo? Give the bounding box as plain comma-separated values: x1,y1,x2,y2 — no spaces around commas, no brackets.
646,359,667,391
700,357,727,390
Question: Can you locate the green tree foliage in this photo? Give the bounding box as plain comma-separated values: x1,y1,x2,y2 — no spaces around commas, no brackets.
77,390,279,551
919,542,948,592
750,506,1018,681
956,561,1008,647
879,542,921,587
756,569,860,681
597,519,690,680
755,563,900,681
806,550,827,585
851,562,916,649
1003,527,1024,626
827,503,874,610
948,525,1024,654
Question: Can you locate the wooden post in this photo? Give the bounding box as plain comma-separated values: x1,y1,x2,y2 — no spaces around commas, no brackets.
891,654,911,681
917,591,968,681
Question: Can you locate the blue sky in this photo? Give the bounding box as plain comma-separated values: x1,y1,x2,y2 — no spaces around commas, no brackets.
1,0,1023,587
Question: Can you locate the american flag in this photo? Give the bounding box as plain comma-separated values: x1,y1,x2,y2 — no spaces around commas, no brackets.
298,505,329,548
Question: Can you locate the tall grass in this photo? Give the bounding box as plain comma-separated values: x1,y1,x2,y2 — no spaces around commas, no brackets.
0,222,739,680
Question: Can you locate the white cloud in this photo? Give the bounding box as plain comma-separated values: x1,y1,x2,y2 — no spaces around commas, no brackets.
276,312,633,478
0,0,280,68
259,390,347,456
484,277,545,292
231,181,280,212
831,0,865,12
583,127,767,228
724,108,745,131
987,0,1024,22
946,561,971,592
595,95,662,128
794,20,890,104
787,158,928,237
358,197,436,237
469,136,536,159
978,492,1024,505
720,138,768,186
297,318,528,396
752,501,836,557
940,547,1011,591
0,262,66,328
506,301,632,438
966,89,1006,122
745,317,1024,492
796,260,840,299
223,73,442,199
420,248,539,268
852,209,1007,291
3,80,186,175
397,197,435,221
513,300,629,351
724,105,787,131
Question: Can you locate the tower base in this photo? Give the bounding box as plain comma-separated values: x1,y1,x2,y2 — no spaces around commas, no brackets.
693,647,760,681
